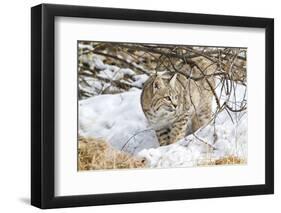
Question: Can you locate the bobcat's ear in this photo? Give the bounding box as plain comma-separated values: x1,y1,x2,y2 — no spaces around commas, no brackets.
153,76,164,93
169,74,178,89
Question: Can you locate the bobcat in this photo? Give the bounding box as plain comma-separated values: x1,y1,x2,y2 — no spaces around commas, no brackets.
141,60,215,146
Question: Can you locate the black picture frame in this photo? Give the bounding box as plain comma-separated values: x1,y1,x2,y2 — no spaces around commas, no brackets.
31,3,274,209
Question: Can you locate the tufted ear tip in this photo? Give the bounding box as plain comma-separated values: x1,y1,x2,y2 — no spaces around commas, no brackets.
152,75,164,92
169,73,178,88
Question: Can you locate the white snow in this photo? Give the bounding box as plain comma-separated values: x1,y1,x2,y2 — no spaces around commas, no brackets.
79,54,150,96
93,56,107,70
131,74,149,88
79,90,159,154
78,43,94,51
119,68,136,76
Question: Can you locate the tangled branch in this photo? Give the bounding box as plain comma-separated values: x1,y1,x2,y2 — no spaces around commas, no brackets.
78,41,247,115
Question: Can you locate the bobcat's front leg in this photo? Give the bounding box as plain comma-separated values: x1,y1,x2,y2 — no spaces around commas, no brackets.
156,128,170,146
169,116,188,144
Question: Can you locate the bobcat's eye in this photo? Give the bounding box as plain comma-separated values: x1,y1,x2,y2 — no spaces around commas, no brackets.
165,96,172,102
154,82,160,89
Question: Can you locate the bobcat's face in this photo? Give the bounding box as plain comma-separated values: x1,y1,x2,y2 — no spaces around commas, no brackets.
141,73,184,120
151,76,179,113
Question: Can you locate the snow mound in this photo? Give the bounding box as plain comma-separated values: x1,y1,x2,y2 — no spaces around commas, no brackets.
137,143,202,168
79,90,159,154
137,109,247,168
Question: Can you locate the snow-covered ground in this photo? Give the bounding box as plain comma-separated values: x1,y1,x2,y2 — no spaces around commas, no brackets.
79,85,247,168
79,90,159,154
138,108,247,168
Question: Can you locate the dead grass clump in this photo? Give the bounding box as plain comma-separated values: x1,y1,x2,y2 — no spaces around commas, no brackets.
214,156,246,165
78,137,146,171
198,155,246,166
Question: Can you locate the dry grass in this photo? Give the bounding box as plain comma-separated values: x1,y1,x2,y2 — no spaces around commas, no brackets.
198,155,247,166
78,137,146,171
215,156,246,165
78,137,246,170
